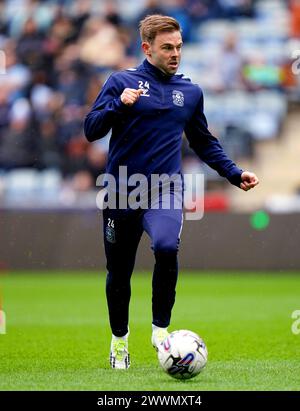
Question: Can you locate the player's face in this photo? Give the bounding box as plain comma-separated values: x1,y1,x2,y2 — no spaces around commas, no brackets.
143,31,183,75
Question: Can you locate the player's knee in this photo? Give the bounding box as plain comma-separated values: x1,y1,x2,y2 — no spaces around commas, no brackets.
153,237,179,254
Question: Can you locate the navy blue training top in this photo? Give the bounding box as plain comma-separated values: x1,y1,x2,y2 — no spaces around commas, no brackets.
84,59,243,189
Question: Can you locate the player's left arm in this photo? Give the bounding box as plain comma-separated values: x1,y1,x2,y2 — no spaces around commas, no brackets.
240,171,259,191
184,89,259,191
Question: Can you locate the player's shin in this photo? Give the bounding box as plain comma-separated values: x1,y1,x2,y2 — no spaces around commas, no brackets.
152,250,178,328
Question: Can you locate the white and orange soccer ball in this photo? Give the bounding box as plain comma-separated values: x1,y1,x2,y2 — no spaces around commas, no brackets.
157,329,208,379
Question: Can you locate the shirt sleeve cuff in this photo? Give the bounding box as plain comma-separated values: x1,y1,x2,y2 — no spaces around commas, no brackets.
227,169,243,188
112,96,128,113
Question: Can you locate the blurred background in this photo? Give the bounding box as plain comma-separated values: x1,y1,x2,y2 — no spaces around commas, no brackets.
0,0,300,270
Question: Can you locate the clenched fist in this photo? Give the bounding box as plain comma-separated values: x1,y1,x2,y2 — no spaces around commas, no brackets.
121,88,143,106
240,171,259,191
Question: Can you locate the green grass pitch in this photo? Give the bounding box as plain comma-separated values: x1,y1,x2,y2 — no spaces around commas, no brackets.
0,272,300,391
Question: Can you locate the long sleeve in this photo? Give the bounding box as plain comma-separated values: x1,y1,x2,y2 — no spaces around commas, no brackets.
84,74,127,142
184,90,243,187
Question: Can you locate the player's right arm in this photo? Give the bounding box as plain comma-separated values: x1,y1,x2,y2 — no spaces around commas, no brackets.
84,74,124,142
84,74,142,142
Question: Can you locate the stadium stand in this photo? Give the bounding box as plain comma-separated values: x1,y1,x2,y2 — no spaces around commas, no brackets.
0,0,299,210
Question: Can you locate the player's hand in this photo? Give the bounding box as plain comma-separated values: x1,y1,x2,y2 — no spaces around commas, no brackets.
120,88,143,106
240,171,259,191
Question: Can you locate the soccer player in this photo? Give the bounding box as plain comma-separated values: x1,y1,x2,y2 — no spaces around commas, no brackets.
84,15,259,369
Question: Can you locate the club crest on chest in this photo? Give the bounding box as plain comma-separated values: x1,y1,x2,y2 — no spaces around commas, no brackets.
172,90,184,107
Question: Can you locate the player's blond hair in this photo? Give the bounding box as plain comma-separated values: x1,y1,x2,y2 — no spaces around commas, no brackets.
139,15,181,44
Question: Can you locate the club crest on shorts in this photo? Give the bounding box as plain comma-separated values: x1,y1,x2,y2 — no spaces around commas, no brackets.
105,225,116,243
172,90,184,107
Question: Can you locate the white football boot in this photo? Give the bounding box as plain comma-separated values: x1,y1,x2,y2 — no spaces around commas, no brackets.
151,325,169,352
110,330,130,369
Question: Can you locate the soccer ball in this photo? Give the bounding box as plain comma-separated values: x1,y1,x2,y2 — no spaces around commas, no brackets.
157,329,208,380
